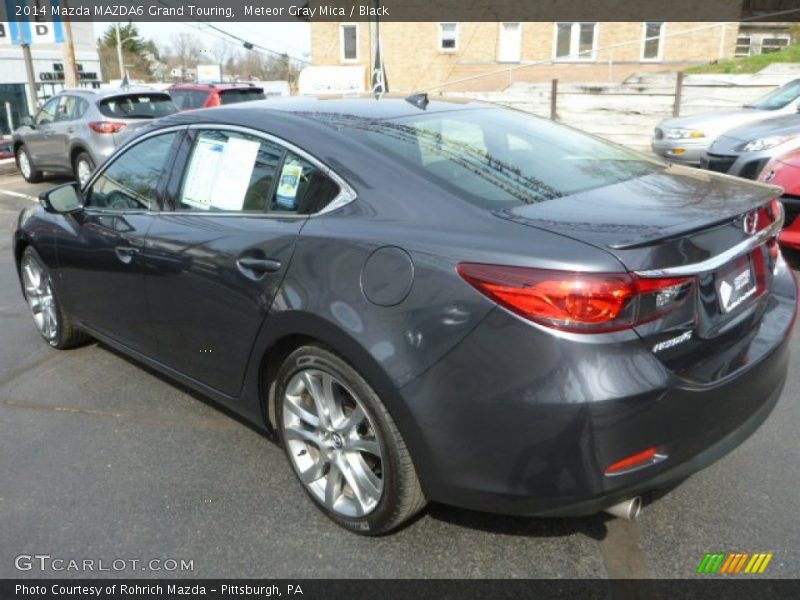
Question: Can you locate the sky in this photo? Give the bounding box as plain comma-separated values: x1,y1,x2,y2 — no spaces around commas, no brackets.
92,21,312,63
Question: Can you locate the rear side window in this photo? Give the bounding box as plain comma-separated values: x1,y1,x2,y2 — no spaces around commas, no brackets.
272,151,340,213
169,89,210,110
219,88,266,105
179,130,283,212
98,94,178,119
86,132,177,210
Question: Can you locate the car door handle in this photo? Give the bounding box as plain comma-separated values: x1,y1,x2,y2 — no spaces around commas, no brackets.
236,256,281,277
115,245,140,264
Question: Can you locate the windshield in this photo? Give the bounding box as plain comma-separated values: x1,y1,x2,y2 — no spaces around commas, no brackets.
99,94,178,119
747,80,800,110
347,107,663,209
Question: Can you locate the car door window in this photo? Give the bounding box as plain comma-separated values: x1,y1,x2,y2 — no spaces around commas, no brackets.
178,130,283,212
86,132,177,210
55,96,77,122
271,151,341,214
35,97,59,126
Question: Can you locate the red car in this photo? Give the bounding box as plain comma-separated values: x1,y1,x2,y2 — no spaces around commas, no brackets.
759,149,800,250
167,83,266,111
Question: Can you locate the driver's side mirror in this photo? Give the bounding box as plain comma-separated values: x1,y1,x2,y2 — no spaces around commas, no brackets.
19,115,34,128
39,182,83,214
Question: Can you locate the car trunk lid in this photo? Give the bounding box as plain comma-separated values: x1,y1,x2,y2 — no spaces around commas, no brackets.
495,165,785,381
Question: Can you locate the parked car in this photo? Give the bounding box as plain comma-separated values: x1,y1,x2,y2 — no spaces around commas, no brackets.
13,87,179,186
167,82,266,110
652,78,800,166
0,137,13,159
701,113,800,179
758,148,800,250
12,96,795,535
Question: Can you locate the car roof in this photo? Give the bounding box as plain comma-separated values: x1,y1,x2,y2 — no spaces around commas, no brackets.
60,87,169,99
159,94,483,124
168,83,263,91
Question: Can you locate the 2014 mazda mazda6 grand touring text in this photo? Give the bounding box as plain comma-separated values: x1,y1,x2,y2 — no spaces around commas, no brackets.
11,96,797,534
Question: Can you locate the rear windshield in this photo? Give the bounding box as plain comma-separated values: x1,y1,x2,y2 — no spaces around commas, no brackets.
98,94,178,119
219,88,266,104
748,80,800,110
169,89,209,110
348,108,662,208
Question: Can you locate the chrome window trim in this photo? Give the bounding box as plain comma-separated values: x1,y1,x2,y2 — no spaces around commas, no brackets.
83,123,357,219
635,206,784,278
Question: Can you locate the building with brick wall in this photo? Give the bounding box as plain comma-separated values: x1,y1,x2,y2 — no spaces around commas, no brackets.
310,22,747,92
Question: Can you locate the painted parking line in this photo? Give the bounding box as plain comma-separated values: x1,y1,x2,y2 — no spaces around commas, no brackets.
0,189,36,202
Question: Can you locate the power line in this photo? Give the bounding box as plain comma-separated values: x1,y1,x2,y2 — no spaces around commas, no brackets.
153,0,311,64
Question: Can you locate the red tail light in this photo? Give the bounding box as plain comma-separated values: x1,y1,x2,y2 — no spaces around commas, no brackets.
88,121,126,134
456,263,694,333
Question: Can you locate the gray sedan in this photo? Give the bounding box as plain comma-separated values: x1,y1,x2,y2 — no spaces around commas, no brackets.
701,113,800,179
652,78,800,166
13,87,178,186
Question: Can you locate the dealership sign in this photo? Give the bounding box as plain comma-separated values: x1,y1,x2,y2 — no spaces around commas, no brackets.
0,0,65,45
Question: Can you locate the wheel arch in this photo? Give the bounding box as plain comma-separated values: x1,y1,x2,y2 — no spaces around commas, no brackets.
251,312,426,456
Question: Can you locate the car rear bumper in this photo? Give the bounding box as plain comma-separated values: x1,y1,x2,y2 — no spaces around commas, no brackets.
397,267,795,517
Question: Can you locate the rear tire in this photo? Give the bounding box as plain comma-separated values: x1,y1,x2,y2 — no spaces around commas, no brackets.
73,152,95,188
20,246,88,349
17,146,43,183
275,344,426,535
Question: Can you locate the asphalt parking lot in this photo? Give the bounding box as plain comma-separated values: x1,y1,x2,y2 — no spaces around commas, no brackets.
0,171,798,579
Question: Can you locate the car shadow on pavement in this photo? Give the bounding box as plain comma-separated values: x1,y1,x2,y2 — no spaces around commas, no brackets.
94,340,684,541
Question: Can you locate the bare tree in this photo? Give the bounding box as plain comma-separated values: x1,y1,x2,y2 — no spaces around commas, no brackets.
168,32,201,79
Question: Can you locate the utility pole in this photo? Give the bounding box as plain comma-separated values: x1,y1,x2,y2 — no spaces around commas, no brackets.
21,43,38,115
61,0,79,88
115,22,125,80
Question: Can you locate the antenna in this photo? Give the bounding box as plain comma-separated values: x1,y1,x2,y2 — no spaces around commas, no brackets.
405,93,429,110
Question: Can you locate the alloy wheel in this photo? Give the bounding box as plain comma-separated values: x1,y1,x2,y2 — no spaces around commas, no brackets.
282,368,384,518
21,254,58,342
76,159,92,187
18,151,31,179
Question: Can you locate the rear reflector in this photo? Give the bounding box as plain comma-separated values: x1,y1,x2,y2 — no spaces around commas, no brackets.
89,121,126,134
605,447,659,475
457,263,694,333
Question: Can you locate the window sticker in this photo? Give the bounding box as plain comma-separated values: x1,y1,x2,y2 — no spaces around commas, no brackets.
182,135,260,211
275,162,304,210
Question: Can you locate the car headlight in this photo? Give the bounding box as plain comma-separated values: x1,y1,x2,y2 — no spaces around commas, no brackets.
741,135,796,152
664,128,705,140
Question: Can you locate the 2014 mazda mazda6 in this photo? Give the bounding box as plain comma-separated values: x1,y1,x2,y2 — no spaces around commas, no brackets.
12,96,796,534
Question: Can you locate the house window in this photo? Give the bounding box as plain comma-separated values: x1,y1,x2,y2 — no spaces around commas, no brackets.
762,36,790,54
735,36,752,57
498,22,522,62
440,22,458,51
642,22,665,61
554,23,597,61
340,24,358,61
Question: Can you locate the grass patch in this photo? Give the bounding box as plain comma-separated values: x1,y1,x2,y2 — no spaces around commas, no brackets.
685,44,800,74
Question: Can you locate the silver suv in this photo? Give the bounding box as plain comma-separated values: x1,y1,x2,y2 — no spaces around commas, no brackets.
13,87,178,186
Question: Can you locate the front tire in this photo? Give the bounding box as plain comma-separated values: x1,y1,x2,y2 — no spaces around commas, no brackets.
275,344,426,535
17,146,43,183
73,152,95,188
20,246,87,349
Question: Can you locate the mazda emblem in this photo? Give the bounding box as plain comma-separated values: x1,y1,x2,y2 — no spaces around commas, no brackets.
743,211,759,235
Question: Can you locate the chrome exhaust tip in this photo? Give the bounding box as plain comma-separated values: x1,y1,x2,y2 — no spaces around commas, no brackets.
604,497,642,520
